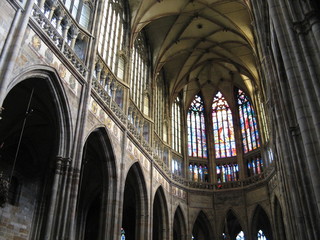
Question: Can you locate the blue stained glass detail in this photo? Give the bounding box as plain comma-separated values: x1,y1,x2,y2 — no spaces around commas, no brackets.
212,91,236,158
187,94,207,158
237,89,260,153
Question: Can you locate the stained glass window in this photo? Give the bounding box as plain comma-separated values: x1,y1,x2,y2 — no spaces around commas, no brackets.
247,156,264,177
172,158,182,176
189,163,208,182
120,228,125,240
203,165,209,182
236,231,245,240
216,163,239,182
189,164,193,181
236,89,260,153
257,230,267,240
212,92,236,158
187,95,207,158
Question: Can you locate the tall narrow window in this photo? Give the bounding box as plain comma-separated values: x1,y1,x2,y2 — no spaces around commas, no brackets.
187,95,207,158
212,91,236,158
236,89,260,153
98,0,125,75
130,34,149,110
172,97,182,153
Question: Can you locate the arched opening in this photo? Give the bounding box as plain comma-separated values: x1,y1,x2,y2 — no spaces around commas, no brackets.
252,205,273,240
152,186,169,240
76,128,117,239
223,210,244,240
173,206,186,240
192,211,214,240
122,163,148,240
274,198,287,240
0,76,69,238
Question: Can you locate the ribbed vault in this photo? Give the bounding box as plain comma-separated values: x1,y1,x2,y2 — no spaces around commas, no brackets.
129,0,257,102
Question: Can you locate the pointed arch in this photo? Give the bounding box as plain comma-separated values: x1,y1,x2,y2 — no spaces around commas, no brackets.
212,91,236,158
122,162,149,240
76,127,117,239
0,67,73,238
7,66,73,156
252,205,273,240
222,209,245,240
173,206,187,240
273,197,287,240
192,211,214,240
153,186,169,240
187,93,207,158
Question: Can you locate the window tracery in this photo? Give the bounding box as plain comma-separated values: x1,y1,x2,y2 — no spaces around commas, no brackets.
212,91,236,158
187,94,207,158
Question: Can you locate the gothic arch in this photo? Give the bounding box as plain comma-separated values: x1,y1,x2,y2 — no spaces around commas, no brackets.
152,186,169,240
76,127,117,239
222,209,246,240
173,205,187,240
0,67,73,239
122,162,149,240
192,210,214,240
7,66,73,156
251,205,273,240
273,196,287,240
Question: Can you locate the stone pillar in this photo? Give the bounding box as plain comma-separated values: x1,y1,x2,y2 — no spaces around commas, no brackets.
0,0,36,107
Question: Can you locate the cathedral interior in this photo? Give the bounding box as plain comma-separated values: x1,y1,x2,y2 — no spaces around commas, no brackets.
0,0,319,239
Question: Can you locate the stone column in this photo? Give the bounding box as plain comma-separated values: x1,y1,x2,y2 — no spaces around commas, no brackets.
0,0,36,107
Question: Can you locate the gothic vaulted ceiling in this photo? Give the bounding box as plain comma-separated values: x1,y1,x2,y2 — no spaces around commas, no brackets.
129,0,258,103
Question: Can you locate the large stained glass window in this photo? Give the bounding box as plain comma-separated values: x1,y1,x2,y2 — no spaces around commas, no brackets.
237,89,260,153
212,92,236,158
187,95,207,158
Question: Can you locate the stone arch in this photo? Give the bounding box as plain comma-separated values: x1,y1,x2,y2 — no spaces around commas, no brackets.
76,127,117,239
273,196,287,240
251,205,273,240
0,67,72,239
6,66,73,156
152,186,169,240
122,162,148,240
192,210,214,240
222,209,245,240
173,205,187,240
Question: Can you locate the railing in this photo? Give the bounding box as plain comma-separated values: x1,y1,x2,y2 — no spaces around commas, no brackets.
31,3,88,77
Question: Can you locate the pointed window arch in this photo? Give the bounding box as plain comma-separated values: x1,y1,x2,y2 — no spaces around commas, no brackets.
187,94,207,158
236,89,260,153
212,91,236,158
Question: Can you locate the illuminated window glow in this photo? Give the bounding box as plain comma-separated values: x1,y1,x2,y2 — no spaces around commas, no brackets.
237,89,260,153
187,95,207,158
212,92,236,158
